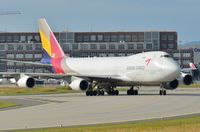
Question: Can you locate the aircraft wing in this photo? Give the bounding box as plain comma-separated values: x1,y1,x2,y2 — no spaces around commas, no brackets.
0,59,52,67
0,72,125,82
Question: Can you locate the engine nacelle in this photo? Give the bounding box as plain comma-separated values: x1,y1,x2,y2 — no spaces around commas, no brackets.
163,79,179,90
178,72,193,85
17,76,35,88
69,79,89,91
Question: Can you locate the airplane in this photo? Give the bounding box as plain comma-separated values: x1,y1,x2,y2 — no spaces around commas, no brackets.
0,18,193,96
181,62,197,75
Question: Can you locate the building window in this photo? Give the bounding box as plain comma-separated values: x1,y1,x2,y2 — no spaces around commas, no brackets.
161,35,167,40
76,35,83,42
27,35,33,42
0,52,5,58
7,68,15,72
127,44,134,49
35,54,42,58
168,35,174,40
100,44,106,49
13,36,19,42
35,44,42,50
145,32,151,42
182,60,190,65
17,45,23,50
7,54,14,59
118,44,125,50
90,44,97,50
97,35,103,41
137,44,143,49
90,35,96,41
0,44,5,50
173,53,180,58
119,35,124,42
139,34,144,42
161,43,167,49
26,44,33,50
109,44,115,49
83,35,90,41
6,36,12,42
132,35,138,42
7,44,14,50
152,32,159,39
25,68,33,73
103,35,110,42
62,44,70,50
7,62,14,66
25,54,33,59
0,36,5,42
168,43,174,49
182,53,191,57
80,44,88,50
111,35,117,42
16,54,24,59
146,43,152,50
125,35,131,42
20,35,26,42
72,44,78,50
35,68,43,73
60,33,67,40
34,35,40,42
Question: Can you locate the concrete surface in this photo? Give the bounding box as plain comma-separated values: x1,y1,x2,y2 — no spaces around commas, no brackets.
0,87,200,130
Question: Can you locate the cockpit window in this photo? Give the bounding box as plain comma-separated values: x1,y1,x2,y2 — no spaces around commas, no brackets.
160,54,171,58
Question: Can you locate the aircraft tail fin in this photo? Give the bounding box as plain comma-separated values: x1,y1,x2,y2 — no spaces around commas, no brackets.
38,18,65,74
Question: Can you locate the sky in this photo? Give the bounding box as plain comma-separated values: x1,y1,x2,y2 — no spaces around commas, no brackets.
0,0,199,43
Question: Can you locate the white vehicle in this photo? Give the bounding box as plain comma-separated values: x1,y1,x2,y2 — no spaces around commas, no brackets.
0,18,192,96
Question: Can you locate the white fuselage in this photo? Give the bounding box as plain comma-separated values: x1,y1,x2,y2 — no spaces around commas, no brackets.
63,51,181,86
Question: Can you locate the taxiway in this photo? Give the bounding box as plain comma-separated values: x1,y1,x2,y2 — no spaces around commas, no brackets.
0,87,200,130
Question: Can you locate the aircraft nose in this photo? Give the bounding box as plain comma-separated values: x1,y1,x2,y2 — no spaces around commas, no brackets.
166,62,181,79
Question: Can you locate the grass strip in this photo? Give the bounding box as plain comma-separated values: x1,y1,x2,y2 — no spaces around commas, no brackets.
0,101,18,109
0,86,78,96
11,115,200,132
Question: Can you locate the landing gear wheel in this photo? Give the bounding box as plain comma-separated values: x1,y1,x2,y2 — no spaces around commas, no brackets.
98,90,104,96
127,89,138,95
159,90,166,95
163,90,166,95
86,91,98,96
86,91,90,96
93,91,97,96
114,90,119,95
107,90,119,95
134,90,138,95
100,90,105,96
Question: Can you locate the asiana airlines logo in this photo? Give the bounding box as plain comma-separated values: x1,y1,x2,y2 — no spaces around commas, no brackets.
145,58,151,66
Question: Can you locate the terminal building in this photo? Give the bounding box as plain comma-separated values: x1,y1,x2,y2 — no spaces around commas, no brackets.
0,31,193,73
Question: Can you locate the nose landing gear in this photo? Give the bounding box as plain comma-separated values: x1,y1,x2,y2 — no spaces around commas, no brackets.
160,84,167,95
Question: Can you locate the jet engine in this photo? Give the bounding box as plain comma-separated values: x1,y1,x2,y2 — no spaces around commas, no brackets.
163,79,179,90
17,76,35,88
178,72,193,85
69,79,89,91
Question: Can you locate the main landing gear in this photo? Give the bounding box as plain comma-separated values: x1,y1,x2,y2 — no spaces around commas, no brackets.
127,86,138,95
107,89,119,95
86,85,119,96
86,82,105,96
86,90,105,96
